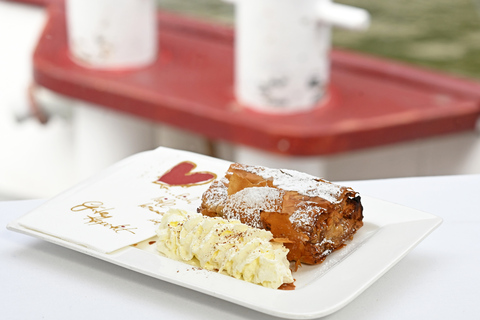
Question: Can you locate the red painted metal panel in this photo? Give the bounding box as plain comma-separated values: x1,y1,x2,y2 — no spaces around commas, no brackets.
32,5,480,156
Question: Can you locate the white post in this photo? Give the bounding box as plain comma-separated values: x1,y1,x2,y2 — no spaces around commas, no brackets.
65,0,158,180
65,0,157,69
234,0,369,113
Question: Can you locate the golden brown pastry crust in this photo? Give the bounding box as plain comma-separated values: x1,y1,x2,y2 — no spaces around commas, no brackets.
198,163,363,266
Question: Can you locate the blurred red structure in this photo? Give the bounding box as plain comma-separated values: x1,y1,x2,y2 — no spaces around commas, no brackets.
28,1,480,156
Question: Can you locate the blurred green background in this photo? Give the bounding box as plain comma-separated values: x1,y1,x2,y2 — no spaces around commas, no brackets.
157,0,480,80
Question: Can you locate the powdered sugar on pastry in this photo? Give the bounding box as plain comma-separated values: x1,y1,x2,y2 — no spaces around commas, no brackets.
240,165,344,203
223,187,284,229
199,163,364,265
200,178,228,215
288,203,325,232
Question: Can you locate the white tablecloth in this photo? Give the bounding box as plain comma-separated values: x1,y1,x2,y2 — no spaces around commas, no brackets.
2,174,479,319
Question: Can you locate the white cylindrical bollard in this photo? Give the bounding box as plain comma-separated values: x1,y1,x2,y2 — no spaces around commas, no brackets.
65,0,157,69
65,0,157,181
234,0,369,113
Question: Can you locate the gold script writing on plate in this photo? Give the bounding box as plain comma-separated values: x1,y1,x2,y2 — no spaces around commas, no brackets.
71,201,137,234
139,189,199,215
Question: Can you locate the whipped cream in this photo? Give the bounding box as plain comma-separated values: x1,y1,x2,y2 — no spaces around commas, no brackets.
156,209,294,289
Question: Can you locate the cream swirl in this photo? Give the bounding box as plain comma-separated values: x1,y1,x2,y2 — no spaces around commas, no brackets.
156,209,293,289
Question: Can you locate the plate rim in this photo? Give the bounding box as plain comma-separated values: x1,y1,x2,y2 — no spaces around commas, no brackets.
7,195,443,319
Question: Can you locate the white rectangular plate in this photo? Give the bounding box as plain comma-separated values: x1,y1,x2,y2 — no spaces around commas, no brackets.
7,150,442,319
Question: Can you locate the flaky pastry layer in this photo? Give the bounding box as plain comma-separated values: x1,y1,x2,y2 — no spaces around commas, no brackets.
198,163,364,266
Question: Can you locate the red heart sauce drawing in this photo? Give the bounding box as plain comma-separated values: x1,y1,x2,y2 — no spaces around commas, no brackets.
155,161,216,187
